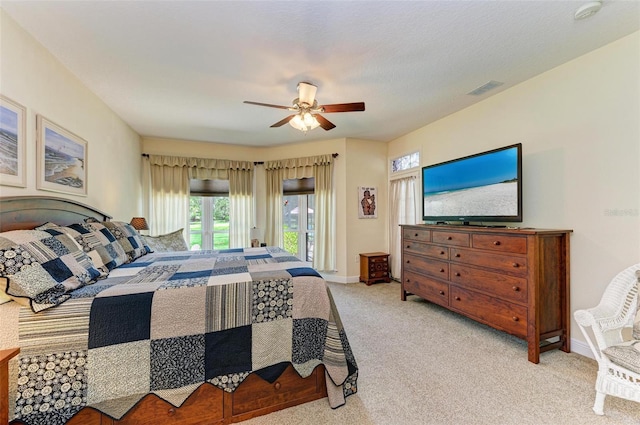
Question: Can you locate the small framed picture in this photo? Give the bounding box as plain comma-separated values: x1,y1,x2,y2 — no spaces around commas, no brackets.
0,95,27,187
358,186,377,219
37,115,88,196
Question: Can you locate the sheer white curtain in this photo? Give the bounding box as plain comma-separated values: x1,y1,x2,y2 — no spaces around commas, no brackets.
145,156,190,236
264,170,284,248
228,167,253,248
313,159,335,271
389,176,418,280
264,154,335,270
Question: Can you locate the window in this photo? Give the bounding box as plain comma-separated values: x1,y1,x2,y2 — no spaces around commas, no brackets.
189,196,230,250
391,151,420,173
189,179,230,250
283,177,314,262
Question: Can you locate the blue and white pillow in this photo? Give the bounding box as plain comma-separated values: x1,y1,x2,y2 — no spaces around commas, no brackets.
0,229,103,312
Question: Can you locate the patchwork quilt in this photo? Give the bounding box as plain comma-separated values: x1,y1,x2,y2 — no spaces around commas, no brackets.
13,247,358,425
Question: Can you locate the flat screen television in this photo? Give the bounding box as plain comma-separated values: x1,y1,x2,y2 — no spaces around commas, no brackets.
422,143,522,224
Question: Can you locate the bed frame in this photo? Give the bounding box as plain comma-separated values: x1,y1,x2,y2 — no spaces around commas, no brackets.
0,196,328,425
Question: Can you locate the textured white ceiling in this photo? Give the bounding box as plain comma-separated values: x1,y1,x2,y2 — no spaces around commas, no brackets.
2,1,639,147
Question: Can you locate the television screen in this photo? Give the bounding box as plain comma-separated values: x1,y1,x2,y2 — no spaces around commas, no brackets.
422,143,522,223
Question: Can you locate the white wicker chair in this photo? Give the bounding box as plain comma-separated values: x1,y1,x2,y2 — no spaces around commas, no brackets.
574,263,640,415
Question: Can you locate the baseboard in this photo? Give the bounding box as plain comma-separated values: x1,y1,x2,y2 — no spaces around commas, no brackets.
318,273,360,284
570,338,595,360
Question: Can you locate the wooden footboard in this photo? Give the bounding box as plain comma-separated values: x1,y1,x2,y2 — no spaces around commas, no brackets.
9,364,327,425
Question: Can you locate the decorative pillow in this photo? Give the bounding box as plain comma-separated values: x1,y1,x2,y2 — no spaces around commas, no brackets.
37,222,127,273
101,221,151,263
633,270,640,340
141,228,189,252
0,230,103,312
603,340,640,374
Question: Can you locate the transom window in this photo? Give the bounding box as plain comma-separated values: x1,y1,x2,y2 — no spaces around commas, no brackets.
391,152,420,173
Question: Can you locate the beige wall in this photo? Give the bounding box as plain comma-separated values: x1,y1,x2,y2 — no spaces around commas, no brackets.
345,138,389,277
388,31,640,351
0,11,142,221
143,136,389,281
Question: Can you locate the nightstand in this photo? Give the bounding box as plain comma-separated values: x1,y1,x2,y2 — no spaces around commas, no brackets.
359,252,390,285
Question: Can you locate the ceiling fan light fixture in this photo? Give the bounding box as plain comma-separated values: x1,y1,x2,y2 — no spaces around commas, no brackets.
289,112,320,133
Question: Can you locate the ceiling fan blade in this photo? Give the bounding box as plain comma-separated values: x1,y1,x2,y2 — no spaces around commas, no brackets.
320,102,366,113
244,101,290,110
315,114,336,131
270,115,296,127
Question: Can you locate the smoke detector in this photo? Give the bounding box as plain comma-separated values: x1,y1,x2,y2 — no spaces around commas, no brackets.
574,1,602,20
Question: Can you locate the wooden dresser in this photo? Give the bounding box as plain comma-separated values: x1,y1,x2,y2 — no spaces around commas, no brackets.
400,224,572,363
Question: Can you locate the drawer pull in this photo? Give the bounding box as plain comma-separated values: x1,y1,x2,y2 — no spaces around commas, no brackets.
455,253,461,258
274,381,281,390
439,290,445,295
454,296,461,301
512,286,520,292
439,268,445,273
167,408,176,417
494,241,501,246
407,245,411,248
512,317,519,322
406,260,410,264
440,251,445,255
414,233,419,237
512,262,519,268
455,272,461,277
447,236,452,240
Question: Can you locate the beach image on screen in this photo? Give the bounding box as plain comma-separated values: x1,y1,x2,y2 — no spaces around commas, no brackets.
423,147,518,217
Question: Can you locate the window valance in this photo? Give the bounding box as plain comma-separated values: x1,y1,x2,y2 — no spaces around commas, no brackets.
148,154,254,180
264,154,334,170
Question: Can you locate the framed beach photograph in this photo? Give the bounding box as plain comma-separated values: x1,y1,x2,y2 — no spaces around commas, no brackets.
37,115,88,196
358,186,377,219
0,95,27,187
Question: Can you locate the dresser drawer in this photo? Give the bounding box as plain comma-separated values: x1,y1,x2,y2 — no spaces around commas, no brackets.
432,231,470,247
404,240,449,260
450,287,527,337
450,248,527,276
403,271,449,308
472,234,527,254
450,264,528,304
403,253,449,280
403,227,431,242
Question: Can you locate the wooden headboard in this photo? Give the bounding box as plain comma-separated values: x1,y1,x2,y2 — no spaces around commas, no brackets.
0,196,112,232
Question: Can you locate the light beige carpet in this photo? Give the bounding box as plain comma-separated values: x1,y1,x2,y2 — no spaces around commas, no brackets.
244,280,640,425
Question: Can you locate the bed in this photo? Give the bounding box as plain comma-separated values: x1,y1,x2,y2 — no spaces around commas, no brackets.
0,196,358,425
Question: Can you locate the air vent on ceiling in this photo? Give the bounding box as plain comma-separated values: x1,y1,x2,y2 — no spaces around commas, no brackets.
467,80,504,96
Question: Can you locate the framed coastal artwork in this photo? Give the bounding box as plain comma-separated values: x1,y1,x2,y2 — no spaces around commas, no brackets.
358,186,377,219
0,95,27,187
36,115,88,196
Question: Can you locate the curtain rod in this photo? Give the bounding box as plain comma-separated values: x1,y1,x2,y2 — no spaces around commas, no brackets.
143,153,339,160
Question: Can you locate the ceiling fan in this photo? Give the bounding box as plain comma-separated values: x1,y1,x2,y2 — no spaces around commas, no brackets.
243,82,365,132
